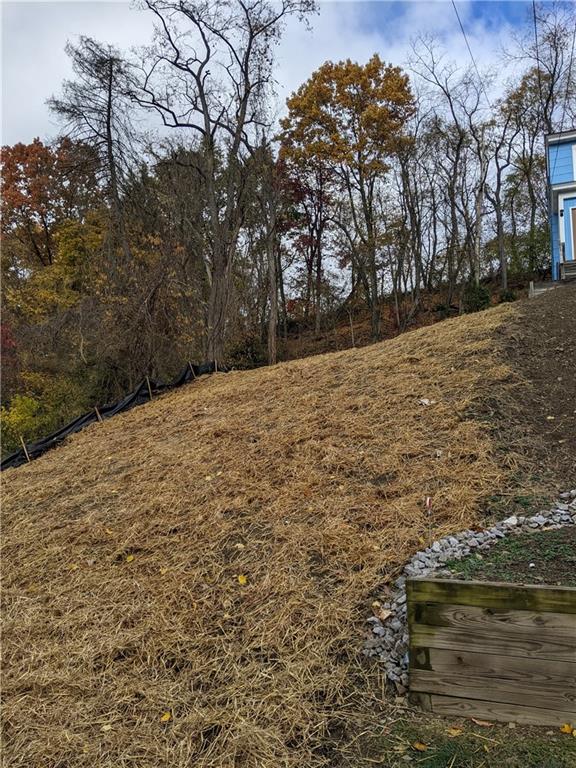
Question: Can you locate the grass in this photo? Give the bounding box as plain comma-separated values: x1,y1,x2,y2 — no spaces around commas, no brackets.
352,716,576,767
444,527,576,587
0,301,559,768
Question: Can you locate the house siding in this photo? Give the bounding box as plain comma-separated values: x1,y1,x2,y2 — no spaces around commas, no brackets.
548,143,574,184
547,132,576,279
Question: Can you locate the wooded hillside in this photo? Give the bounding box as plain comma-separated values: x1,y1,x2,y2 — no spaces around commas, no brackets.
1,0,575,452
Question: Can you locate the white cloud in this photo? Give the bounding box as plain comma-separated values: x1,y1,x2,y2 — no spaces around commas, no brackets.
1,0,524,146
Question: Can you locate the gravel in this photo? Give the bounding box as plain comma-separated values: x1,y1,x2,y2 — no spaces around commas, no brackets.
363,490,576,694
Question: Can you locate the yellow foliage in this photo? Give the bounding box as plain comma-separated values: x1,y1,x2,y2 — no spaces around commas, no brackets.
281,54,414,171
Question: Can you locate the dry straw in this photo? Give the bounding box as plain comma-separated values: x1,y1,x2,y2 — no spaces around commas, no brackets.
2,304,527,767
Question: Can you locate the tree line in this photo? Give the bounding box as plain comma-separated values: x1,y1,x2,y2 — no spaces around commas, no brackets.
1,0,575,451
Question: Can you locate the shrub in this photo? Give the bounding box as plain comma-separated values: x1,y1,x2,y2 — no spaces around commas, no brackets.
462,283,491,313
499,288,517,303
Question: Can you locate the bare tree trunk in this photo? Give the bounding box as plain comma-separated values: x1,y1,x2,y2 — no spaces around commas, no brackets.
206,250,229,362
368,254,381,340
277,249,288,341
267,233,278,365
314,243,322,337
105,59,131,267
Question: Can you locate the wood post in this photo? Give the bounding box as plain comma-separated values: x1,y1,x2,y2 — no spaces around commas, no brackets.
19,435,31,463
94,406,103,423
145,376,153,400
529,280,535,298
188,361,196,379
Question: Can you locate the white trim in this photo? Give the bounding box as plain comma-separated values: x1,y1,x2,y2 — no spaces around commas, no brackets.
559,193,570,244
550,181,576,192
558,193,576,250
570,206,576,262
573,144,576,179
548,130,576,144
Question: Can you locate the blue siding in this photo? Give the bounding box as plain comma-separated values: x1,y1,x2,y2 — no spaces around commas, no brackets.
564,197,576,262
551,212,561,280
548,142,574,184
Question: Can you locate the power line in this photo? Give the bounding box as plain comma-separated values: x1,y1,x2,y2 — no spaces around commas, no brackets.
558,21,576,136
550,21,575,181
451,0,492,111
532,0,544,115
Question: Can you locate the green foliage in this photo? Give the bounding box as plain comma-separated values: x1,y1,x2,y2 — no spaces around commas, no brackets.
1,373,93,455
499,288,518,303
226,336,268,369
462,283,491,313
1,395,42,451
432,303,457,320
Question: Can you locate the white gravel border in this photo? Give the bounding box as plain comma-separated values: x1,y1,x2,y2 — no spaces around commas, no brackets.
363,490,576,693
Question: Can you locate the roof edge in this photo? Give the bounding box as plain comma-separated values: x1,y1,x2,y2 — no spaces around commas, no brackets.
545,128,576,144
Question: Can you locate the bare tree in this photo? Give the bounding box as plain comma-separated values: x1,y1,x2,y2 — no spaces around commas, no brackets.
48,37,135,265
132,0,316,362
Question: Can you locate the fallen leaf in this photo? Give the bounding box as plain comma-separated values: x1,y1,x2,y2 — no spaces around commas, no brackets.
472,718,493,727
126,554,135,563
446,727,462,737
412,742,428,752
159,567,168,575
560,723,573,734
237,574,247,585
204,475,213,481
160,712,171,722
100,724,112,732
378,608,392,622
68,563,79,571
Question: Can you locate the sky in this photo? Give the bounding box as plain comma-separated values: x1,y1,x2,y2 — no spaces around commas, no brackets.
1,0,537,146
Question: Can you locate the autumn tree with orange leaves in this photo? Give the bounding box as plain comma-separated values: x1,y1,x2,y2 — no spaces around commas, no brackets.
281,54,414,339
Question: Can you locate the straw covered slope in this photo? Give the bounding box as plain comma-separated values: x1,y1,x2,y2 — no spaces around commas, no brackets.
2,304,524,767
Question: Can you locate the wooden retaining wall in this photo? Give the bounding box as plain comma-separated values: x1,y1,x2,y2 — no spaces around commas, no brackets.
407,578,576,726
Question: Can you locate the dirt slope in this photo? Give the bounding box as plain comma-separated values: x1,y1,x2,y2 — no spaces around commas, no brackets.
1,293,571,768
499,283,576,482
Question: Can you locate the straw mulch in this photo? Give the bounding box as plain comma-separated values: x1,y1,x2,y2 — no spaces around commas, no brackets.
2,304,524,767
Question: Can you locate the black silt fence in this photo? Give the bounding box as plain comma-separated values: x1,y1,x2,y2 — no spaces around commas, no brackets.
1,361,226,472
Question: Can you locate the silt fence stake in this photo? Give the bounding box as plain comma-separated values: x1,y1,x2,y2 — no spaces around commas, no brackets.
19,435,31,463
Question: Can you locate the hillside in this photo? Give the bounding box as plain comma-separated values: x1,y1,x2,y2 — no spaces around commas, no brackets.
2,287,575,768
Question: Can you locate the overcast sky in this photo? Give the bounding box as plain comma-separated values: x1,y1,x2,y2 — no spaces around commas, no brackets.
1,0,535,147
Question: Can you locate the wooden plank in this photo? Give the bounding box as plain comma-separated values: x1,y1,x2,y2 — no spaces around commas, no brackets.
412,602,576,639
407,578,576,614
428,694,574,727
410,623,576,662
410,668,576,713
408,691,432,711
413,646,576,687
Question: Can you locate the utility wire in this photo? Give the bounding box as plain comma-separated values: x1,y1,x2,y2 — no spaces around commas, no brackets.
558,22,576,136
550,21,575,182
451,0,492,111
532,0,544,117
